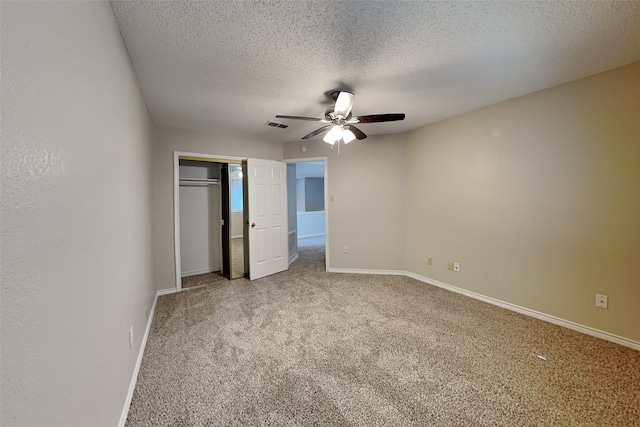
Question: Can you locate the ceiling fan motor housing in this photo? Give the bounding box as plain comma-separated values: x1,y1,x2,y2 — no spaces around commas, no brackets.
325,107,351,123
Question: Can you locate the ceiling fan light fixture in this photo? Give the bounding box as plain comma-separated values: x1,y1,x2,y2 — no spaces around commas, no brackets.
342,128,356,144
323,125,342,144
323,135,337,145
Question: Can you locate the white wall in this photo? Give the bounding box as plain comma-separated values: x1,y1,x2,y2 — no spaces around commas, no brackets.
284,135,407,271
179,185,221,276
1,2,155,425
296,178,306,212
297,211,325,238
152,125,283,290
405,61,640,343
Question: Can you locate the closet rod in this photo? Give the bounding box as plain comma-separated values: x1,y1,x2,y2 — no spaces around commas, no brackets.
179,178,220,186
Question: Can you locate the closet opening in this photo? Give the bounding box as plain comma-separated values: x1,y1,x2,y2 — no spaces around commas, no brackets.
175,154,247,292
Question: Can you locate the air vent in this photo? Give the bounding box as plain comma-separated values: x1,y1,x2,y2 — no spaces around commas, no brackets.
264,121,288,129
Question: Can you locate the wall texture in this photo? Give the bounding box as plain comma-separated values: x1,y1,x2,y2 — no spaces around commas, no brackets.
1,2,155,425
152,125,283,291
405,61,640,343
284,134,407,271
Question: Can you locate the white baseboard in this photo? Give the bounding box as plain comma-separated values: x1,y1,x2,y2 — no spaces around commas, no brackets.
118,289,162,427
298,233,325,239
328,268,640,351
157,287,177,296
289,253,299,265
327,267,404,276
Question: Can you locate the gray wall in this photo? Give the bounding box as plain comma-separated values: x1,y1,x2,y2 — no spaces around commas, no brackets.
1,2,155,425
284,135,407,271
404,61,640,343
152,125,283,291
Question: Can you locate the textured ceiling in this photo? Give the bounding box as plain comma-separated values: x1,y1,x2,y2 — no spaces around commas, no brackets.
110,1,640,143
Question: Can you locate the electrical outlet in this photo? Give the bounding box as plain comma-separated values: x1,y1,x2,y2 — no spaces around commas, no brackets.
453,262,460,272
129,327,134,349
427,256,433,265
447,261,454,270
343,245,349,254
595,294,608,309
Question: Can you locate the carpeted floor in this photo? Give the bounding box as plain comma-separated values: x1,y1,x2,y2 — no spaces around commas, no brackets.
181,271,227,290
127,245,640,426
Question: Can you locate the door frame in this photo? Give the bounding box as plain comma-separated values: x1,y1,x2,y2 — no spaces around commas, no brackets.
173,151,244,292
284,157,329,271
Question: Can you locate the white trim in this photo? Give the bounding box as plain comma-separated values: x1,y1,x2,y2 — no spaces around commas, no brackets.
327,268,639,351
118,290,161,427
173,153,181,292
288,253,299,265
174,151,246,293
157,287,177,296
298,232,325,239
284,157,329,272
328,268,404,275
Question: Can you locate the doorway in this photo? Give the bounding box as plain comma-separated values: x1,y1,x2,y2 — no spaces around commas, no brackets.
285,158,329,270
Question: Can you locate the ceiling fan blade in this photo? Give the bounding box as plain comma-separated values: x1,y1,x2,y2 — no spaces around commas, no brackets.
276,115,325,122
333,92,355,117
351,113,405,123
344,125,367,140
302,125,332,140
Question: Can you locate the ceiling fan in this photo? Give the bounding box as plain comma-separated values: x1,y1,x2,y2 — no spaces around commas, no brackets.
276,91,405,145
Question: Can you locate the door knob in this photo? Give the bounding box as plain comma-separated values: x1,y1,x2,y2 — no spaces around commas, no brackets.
251,222,256,228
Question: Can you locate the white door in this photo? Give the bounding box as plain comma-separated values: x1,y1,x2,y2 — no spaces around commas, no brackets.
247,158,288,280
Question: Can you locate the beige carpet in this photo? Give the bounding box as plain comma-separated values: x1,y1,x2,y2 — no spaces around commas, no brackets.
128,245,639,426
181,271,226,290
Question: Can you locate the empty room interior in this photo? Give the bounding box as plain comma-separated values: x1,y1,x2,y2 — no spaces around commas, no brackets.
1,1,639,426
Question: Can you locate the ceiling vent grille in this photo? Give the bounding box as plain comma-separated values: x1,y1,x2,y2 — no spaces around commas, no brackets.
265,121,288,129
